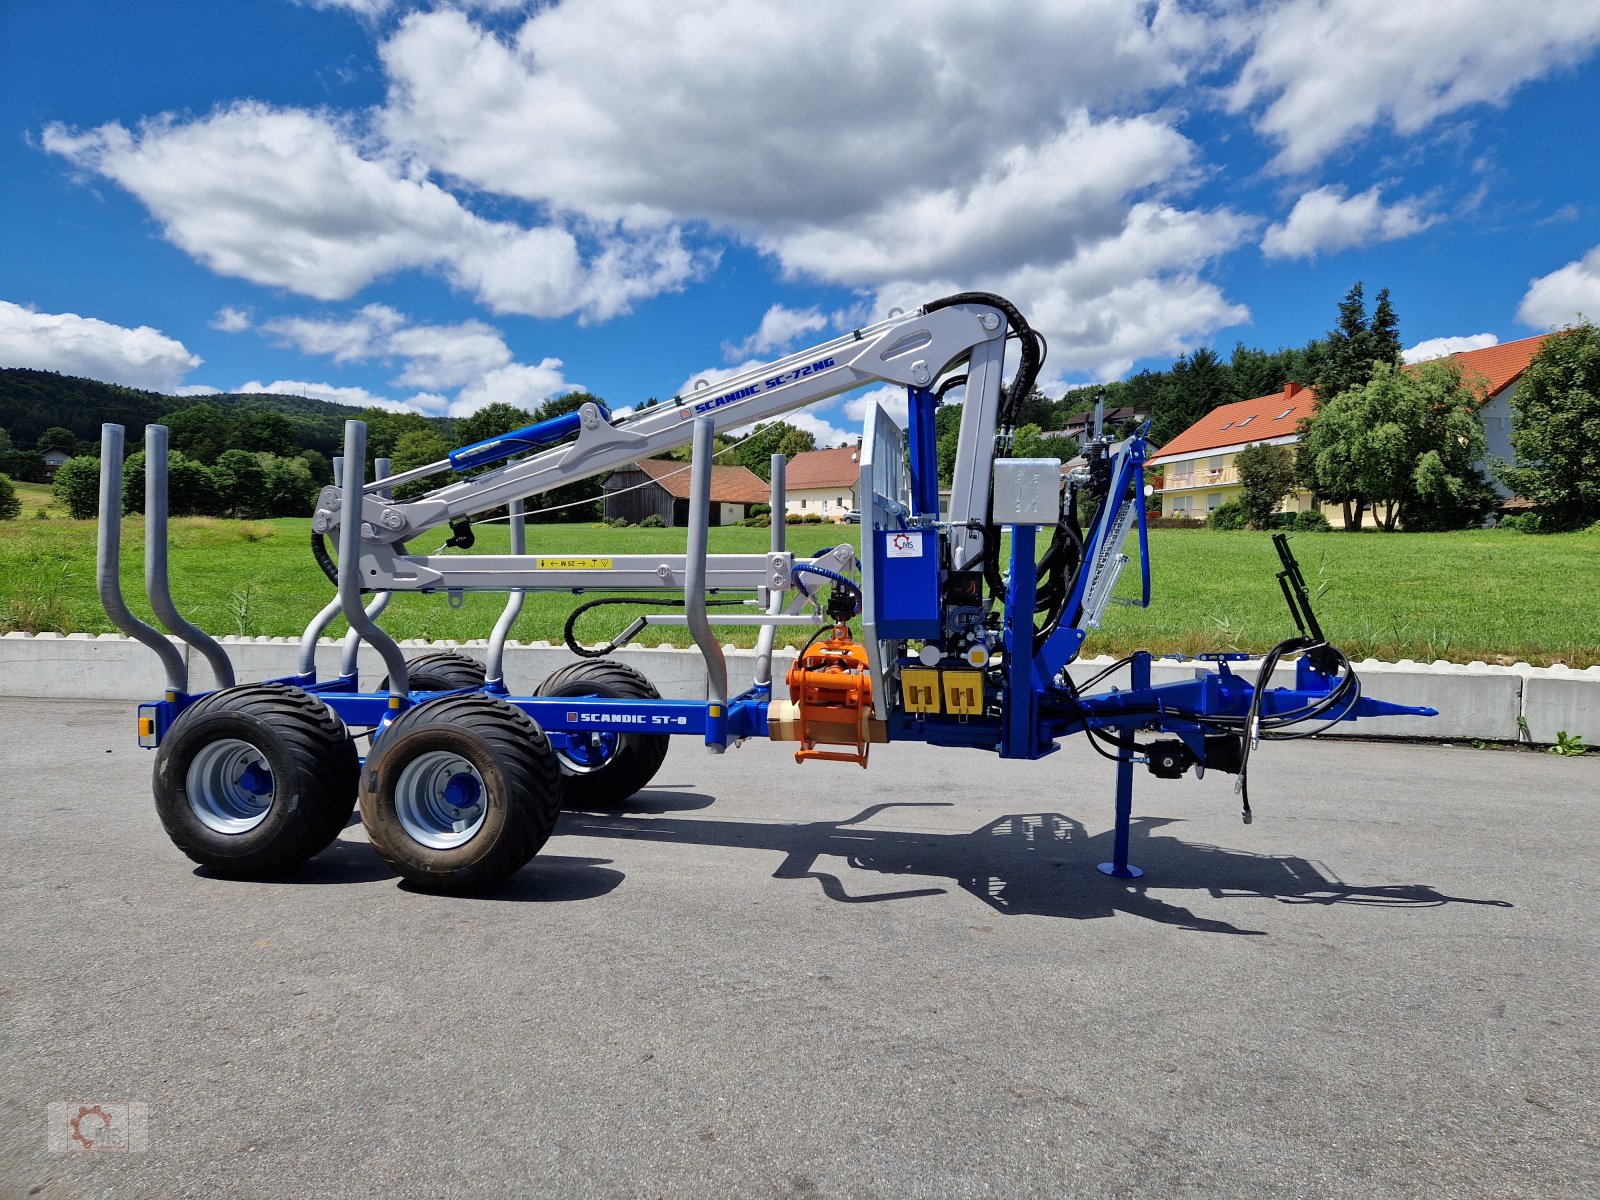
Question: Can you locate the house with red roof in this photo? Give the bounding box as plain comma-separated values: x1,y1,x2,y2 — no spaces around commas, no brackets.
602,458,771,526
1147,332,1552,520
782,443,861,520
1147,383,1319,520
1420,332,1549,494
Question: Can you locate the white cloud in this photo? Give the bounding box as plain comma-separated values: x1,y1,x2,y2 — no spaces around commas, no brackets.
864,202,1253,382
379,2,1206,224
293,0,393,18
1262,186,1434,260
1231,0,1600,172
842,386,909,427
264,304,408,363
265,305,514,390
780,410,857,449
236,377,425,412
41,3,1265,383
723,305,828,361
42,102,703,321
210,306,252,333
1403,334,1499,364
449,360,573,417
0,300,200,390
760,115,1202,286
387,321,515,390
1517,245,1600,328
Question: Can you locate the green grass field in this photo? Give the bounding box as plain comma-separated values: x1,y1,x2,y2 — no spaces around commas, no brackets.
2,512,1596,666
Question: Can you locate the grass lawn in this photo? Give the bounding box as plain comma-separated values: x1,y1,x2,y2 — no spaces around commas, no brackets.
2,513,1596,666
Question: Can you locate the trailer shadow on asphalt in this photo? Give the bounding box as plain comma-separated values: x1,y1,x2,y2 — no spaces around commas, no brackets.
552,796,1513,936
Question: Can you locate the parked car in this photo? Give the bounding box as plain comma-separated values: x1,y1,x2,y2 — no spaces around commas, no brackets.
844,509,860,524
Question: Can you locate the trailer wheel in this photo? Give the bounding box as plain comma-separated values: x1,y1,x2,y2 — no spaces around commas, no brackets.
360,695,561,892
535,660,669,807
381,651,485,693
153,684,358,876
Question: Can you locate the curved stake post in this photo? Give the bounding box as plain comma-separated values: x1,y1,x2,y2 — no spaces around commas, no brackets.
145,425,235,691
96,424,186,696
684,417,728,751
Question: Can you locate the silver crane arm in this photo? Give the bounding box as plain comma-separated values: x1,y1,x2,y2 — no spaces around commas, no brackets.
311,300,1015,592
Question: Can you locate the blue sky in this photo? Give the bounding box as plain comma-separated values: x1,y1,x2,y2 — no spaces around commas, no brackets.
3,0,1598,447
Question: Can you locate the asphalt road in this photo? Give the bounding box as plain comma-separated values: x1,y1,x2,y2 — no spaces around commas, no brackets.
2,697,1596,1199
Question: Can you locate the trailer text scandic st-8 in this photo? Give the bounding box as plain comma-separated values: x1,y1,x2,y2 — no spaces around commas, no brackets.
95,293,1434,892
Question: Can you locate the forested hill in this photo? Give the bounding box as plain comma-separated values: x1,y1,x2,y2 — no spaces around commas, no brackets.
3,327,1334,463
0,368,452,457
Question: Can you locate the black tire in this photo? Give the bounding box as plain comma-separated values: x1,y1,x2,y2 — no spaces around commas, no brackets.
360,694,561,892
535,660,670,807
153,684,359,877
381,650,486,693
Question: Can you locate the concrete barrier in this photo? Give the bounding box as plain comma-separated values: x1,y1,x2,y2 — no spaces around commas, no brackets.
2,632,1595,746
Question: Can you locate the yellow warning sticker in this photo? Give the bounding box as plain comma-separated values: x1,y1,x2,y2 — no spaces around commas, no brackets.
536,557,613,570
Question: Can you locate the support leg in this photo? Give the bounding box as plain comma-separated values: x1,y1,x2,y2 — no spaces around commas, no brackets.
1098,722,1144,879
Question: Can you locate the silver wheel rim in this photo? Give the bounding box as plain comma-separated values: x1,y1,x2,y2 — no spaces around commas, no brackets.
557,730,620,776
187,738,275,834
393,750,488,850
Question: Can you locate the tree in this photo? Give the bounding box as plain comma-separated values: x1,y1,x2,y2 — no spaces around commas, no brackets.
161,403,231,462
1148,347,1233,447
1234,443,1298,529
0,450,48,483
0,473,19,520
213,449,269,517
262,455,319,517
453,401,536,449
230,409,296,457
1314,282,1402,403
1229,341,1322,402
166,453,222,516
1298,360,1491,531
1496,322,1600,530
1009,423,1056,459
389,429,451,501
51,456,102,519
0,426,13,454
124,449,223,516
728,421,815,481
356,406,433,469
35,426,78,455
297,448,332,486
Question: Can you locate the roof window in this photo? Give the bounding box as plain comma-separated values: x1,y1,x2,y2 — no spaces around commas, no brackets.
1237,415,1255,427
1275,407,1294,420
1218,421,1233,431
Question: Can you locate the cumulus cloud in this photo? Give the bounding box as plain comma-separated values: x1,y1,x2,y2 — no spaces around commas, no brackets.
42,102,704,321
1403,334,1499,364
260,303,575,413
235,377,431,412
723,305,829,361
1517,244,1600,328
449,360,574,417
0,300,200,390
264,304,408,363
210,306,252,333
379,2,1205,223
1231,0,1600,172
842,386,909,427
264,304,516,391
1262,186,1434,260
